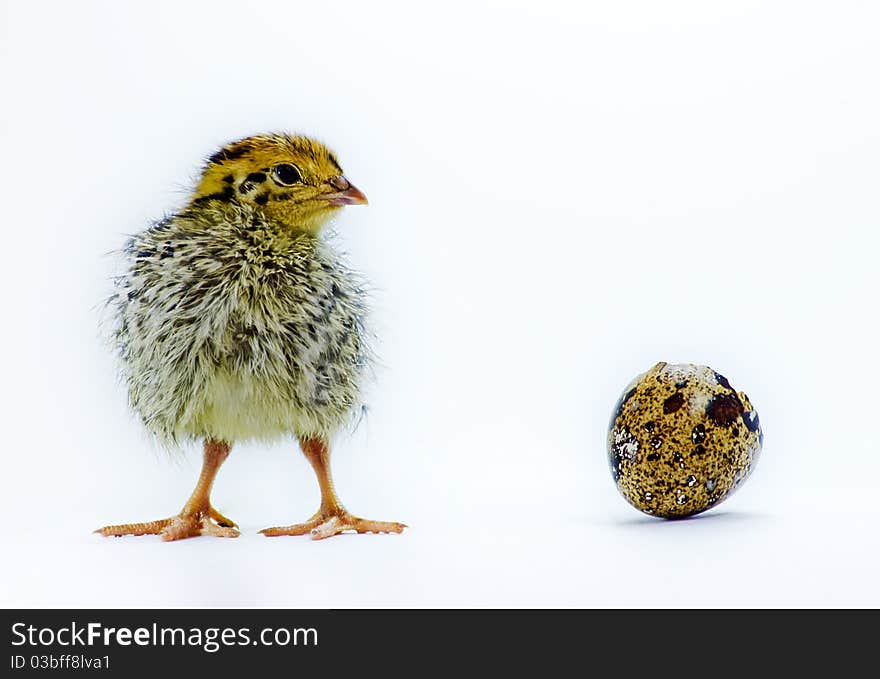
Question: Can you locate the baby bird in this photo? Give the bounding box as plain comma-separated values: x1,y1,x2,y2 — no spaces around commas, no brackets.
96,133,405,541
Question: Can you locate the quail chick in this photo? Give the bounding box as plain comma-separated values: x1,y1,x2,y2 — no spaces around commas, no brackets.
96,134,406,541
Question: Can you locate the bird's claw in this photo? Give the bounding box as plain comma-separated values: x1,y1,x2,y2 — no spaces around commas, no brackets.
209,506,238,529
95,506,240,541
259,511,406,540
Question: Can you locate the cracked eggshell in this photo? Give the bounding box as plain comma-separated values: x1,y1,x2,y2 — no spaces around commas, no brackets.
608,362,763,519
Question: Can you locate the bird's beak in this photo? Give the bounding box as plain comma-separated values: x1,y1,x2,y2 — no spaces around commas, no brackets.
319,176,368,206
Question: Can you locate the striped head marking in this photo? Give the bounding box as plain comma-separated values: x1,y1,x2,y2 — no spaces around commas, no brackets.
193,134,367,234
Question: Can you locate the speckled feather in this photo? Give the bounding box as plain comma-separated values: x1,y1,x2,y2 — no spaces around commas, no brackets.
110,141,372,446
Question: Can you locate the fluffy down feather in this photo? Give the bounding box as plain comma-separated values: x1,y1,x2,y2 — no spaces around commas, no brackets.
112,201,371,446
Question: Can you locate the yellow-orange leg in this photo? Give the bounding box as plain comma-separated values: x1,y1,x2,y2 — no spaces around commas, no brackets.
260,438,406,540
95,439,239,541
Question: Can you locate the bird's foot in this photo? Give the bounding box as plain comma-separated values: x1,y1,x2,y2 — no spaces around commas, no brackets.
95,506,239,542
259,510,406,540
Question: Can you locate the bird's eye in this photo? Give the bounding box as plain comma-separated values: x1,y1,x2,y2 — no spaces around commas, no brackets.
272,163,302,186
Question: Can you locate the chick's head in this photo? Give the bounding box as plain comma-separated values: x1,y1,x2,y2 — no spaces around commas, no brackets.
193,134,367,235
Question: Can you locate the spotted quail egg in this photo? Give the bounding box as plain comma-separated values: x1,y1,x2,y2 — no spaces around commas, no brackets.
608,361,762,518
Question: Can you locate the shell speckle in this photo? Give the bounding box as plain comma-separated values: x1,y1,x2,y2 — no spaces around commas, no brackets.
607,362,763,519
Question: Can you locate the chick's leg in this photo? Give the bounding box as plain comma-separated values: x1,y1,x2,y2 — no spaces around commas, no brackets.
95,439,239,541
260,437,405,540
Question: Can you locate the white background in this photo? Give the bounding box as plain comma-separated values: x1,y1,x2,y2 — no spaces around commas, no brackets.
2,0,878,607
